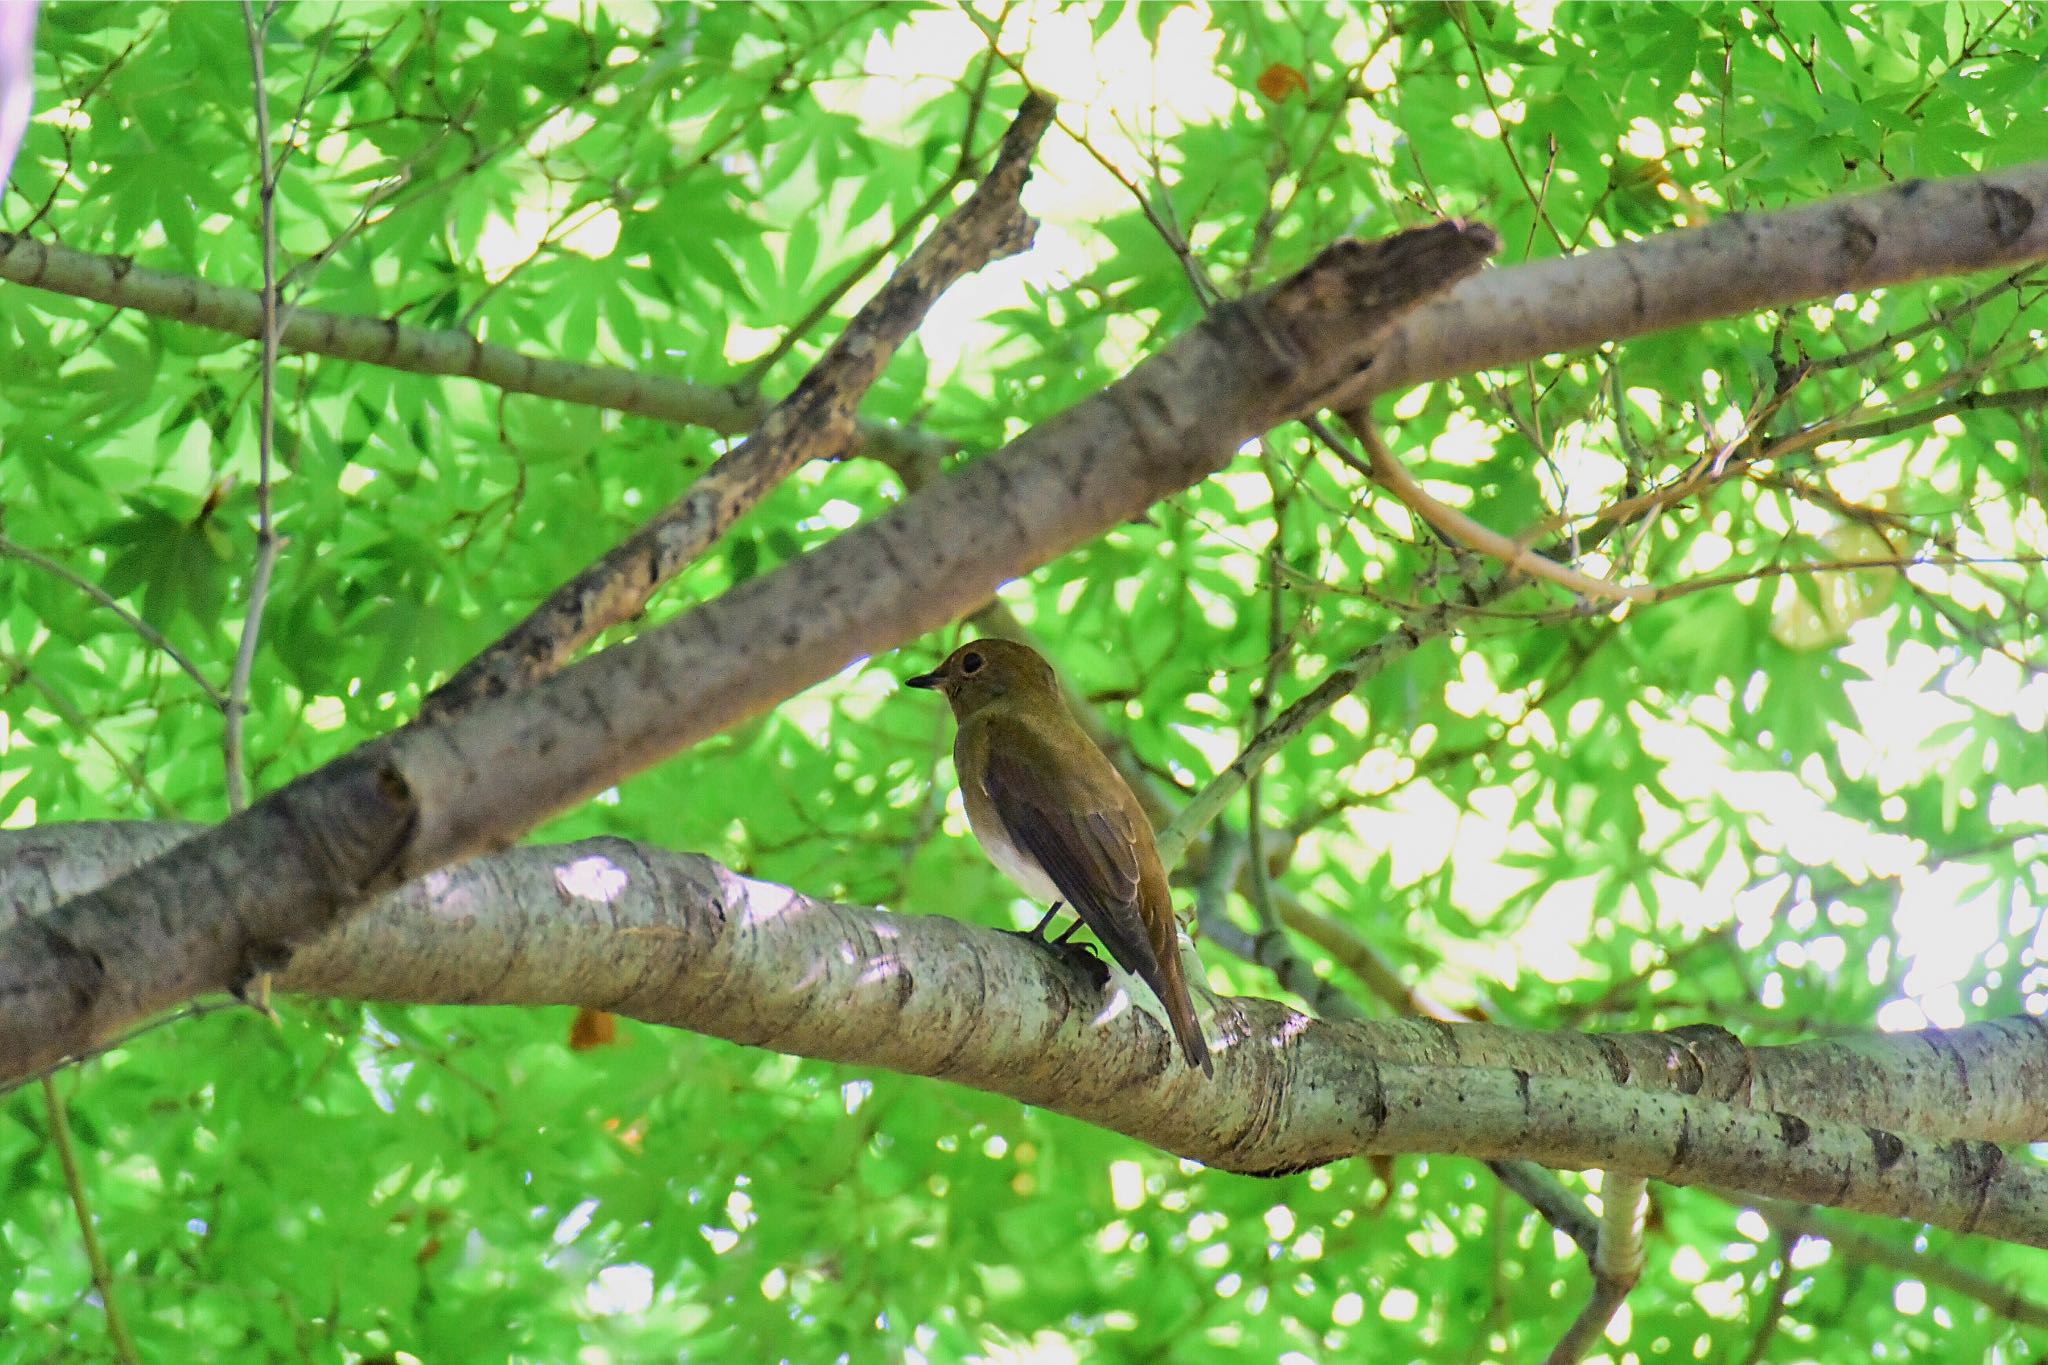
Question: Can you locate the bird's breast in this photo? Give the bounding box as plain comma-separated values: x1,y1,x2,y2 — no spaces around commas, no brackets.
960,779,1062,904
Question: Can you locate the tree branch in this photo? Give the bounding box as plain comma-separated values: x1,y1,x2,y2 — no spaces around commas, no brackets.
8,164,2046,1088
1334,158,2048,407
6,823,2045,1247
0,220,1499,1080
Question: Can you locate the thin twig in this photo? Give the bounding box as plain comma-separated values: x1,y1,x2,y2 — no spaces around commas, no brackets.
1337,411,1650,603
1546,1174,1648,1364
0,537,225,708
1814,269,2035,373
1451,9,1568,254
227,0,287,813
5,656,177,819
43,1077,141,1365
1156,567,1508,870
955,5,1219,307
1818,383,2048,444
1735,1229,1796,1365
736,54,997,394
1757,1198,2048,1330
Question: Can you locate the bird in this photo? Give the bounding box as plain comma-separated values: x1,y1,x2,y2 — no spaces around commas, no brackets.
906,638,1213,1076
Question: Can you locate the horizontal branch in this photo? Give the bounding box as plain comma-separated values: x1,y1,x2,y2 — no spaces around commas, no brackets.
7,824,2045,1246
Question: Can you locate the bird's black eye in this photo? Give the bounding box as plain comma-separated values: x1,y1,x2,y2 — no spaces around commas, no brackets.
961,651,984,674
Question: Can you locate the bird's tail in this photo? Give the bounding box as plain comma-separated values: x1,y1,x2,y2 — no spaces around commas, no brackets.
1147,928,1213,1077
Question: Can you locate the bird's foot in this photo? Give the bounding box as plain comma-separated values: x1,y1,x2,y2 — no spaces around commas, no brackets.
1002,928,1110,990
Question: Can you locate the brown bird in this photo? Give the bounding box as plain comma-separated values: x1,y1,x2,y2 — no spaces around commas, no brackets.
906,639,1213,1075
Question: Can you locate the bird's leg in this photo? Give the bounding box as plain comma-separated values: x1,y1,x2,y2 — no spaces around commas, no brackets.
1026,902,1065,941
1003,902,1064,943
1003,904,1110,990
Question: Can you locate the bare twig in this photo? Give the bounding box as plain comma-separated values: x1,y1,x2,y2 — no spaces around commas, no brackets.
1815,269,2036,373
1451,9,1569,254
1156,566,1509,870
1817,383,2048,444
1735,1229,1796,1365
4,656,176,819
227,1,286,813
1758,1198,2048,1330
43,1076,141,1365
736,55,998,394
1335,409,1651,602
1547,1174,1648,1363
0,538,225,708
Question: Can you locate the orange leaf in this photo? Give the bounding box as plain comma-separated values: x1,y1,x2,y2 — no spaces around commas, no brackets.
568,1007,618,1051
1257,63,1308,103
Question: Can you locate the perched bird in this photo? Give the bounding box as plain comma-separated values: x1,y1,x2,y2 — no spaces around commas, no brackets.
906,639,1213,1076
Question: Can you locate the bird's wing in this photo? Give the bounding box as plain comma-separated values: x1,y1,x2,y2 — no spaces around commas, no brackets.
975,719,1162,980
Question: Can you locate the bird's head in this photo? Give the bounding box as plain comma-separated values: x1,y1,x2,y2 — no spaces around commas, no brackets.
904,638,1059,719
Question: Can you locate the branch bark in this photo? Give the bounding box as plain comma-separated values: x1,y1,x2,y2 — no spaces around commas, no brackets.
6,824,2045,1247
1334,158,2048,406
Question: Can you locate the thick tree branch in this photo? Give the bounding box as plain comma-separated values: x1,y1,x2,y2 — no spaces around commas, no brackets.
1335,158,2048,406
6,825,2047,1248
8,166,2046,1086
0,221,1499,1080
419,93,1055,719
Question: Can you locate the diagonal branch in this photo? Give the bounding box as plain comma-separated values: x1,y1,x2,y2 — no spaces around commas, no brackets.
0,220,1499,1082
419,92,1055,719
1335,410,1652,602
1335,158,2048,407
1157,576,1501,870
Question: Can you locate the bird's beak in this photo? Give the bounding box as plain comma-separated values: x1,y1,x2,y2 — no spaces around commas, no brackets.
904,669,943,690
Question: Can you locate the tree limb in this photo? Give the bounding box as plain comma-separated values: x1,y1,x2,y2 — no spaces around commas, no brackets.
8,165,2046,1085
0,221,1499,1080
1334,158,2048,407
6,825,2047,1248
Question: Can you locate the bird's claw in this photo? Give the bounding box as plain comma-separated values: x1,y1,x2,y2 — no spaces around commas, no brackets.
1003,929,1110,992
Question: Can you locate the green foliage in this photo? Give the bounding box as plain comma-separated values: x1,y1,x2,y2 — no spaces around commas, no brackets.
4,2,2046,1361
